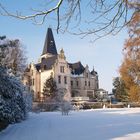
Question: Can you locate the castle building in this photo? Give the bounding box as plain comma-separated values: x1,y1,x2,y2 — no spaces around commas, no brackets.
23,28,99,102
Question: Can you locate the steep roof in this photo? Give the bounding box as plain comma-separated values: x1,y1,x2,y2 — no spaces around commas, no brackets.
91,70,98,76
42,28,57,55
35,55,57,71
68,61,85,75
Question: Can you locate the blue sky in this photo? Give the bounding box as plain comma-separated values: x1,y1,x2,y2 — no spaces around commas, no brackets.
0,1,128,92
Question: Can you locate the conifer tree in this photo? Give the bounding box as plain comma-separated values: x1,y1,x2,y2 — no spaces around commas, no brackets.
43,76,57,99
112,77,128,102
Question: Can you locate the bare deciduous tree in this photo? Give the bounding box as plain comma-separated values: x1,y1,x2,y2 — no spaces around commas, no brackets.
0,36,27,76
0,0,139,40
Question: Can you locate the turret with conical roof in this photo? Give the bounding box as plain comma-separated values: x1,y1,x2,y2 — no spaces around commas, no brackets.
42,28,57,56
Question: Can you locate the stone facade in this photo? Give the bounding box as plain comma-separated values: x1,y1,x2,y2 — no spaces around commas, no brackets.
23,28,99,102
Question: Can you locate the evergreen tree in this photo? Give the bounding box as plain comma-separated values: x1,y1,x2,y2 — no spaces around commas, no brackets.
112,77,128,102
43,76,57,99
0,67,26,123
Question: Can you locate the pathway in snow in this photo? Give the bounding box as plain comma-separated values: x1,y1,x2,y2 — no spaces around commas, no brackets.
1,108,140,140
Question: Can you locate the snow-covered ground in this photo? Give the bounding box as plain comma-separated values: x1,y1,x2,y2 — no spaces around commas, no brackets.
1,108,140,140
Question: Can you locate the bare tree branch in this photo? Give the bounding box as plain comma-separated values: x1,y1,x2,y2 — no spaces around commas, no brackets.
0,0,63,19
0,0,64,32
0,0,139,41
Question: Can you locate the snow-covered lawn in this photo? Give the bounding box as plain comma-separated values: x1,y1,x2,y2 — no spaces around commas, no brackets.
1,108,140,140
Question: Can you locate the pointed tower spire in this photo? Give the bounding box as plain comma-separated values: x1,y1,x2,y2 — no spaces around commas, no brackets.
42,28,57,55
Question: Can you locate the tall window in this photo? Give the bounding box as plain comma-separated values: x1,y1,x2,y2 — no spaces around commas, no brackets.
60,66,65,73
71,81,73,86
31,70,33,76
88,81,90,87
64,76,67,84
86,73,88,78
58,76,61,84
85,81,87,86
76,81,79,87
31,78,34,86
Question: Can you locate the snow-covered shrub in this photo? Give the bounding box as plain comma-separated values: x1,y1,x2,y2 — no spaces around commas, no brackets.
23,88,33,113
0,67,32,123
54,88,72,114
61,101,72,115
0,36,32,125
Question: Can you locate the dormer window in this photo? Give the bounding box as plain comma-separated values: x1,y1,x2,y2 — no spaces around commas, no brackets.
50,41,53,47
